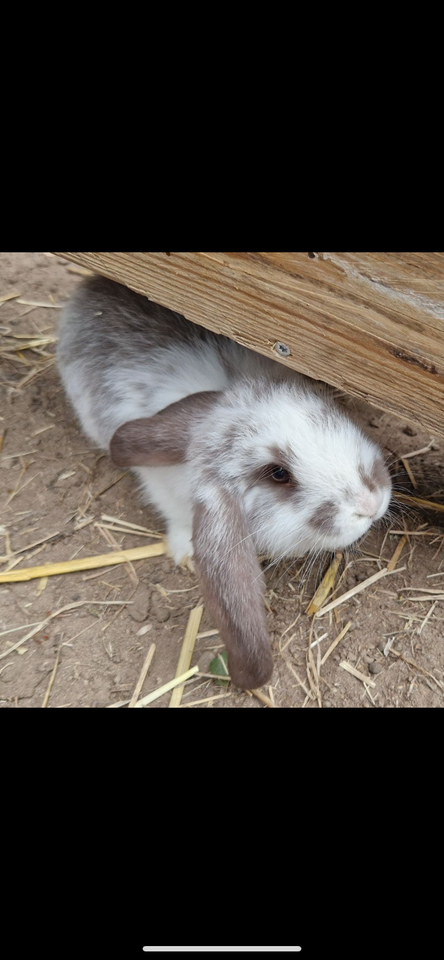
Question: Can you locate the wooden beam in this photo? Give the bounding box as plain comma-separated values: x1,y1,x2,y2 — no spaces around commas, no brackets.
53,252,444,437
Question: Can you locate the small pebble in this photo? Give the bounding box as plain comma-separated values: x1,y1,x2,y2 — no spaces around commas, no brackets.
128,586,151,622
402,425,417,436
197,650,216,673
368,661,383,675
155,608,171,622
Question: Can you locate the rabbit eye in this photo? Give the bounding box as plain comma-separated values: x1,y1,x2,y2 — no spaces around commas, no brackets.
271,465,291,483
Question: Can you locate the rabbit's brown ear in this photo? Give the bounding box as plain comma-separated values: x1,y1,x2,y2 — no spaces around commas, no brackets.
192,491,274,690
110,391,220,467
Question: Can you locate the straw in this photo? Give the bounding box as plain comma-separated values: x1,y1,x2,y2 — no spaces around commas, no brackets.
320,621,352,666
387,535,408,572
41,648,61,708
394,493,444,513
339,661,376,688
315,566,406,618
133,667,199,707
169,605,203,707
128,643,156,707
306,552,342,615
0,542,167,583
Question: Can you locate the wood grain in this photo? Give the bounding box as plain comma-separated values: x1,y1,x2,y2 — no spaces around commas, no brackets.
53,252,444,436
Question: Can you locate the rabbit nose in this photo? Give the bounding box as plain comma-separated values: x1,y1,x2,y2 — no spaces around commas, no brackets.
356,489,386,520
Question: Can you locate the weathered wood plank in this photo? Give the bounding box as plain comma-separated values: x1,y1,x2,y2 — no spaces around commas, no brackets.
53,252,444,437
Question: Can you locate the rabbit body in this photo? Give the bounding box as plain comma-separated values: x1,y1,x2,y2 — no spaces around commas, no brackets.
57,276,392,688
57,276,292,567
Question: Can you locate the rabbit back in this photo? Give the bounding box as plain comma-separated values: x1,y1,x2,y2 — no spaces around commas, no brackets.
57,276,288,448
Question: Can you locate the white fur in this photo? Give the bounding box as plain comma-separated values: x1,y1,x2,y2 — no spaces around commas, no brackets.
187,385,391,563
57,278,392,565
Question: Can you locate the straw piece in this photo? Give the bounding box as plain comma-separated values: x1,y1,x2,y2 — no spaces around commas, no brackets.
309,632,328,649
387,535,408,571
388,530,435,536
284,658,315,699
398,439,436,460
133,666,199,707
196,671,231,680
0,542,166,583
399,594,444,602
101,515,162,536
0,291,21,302
95,523,161,539
389,648,444,692
101,586,138,631
246,688,275,708
0,620,43,639
15,298,63,308
31,424,56,437
306,552,342,615
394,493,444,513
1,450,38,459
0,530,60,561
401,586,444,594
180,693,232,707
41,648,61,708
88,472,129,503
4,471,41,508
418,601,438,636
67,266,94,277
400,458,418,489
320,621,352,666
169,605,204,707
0,599,135,660
35,577,48,597
339,661,376,688
128,643,156,708
315,566,406,618
306,621,322,708
5,336,56,351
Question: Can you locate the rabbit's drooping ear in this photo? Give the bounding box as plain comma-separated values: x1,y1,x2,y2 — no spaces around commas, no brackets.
192,491,274,690
110,391,221,467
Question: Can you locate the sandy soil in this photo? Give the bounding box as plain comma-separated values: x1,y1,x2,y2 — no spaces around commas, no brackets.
1,252,443,708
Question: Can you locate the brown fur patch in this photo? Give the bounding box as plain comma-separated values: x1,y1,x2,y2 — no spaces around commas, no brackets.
308,499,337,532
192,495,274,689
110,391,220,467
358,459,390,492
371,458,391,488
358,463,377,492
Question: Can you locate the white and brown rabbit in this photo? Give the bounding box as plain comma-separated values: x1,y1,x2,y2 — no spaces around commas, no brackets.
57,276,392,689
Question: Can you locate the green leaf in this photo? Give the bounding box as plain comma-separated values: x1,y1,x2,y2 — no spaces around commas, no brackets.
209,650,230,686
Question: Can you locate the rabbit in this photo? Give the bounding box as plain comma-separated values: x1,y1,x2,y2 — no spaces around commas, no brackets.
57,276,392,690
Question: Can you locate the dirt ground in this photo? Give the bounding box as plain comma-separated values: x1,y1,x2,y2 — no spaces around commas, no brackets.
1,252,443,708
